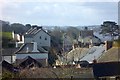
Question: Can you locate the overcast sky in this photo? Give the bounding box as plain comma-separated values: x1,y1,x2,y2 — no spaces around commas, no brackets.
0,0,119,26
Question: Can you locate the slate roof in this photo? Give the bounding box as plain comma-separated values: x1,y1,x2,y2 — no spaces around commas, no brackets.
2,60,14,72
19,56,42,68
80,45,105,63
2,48,19,56
24,27,50,38
92,61,120,77
98,47,120,62
94,32,112,42
15,43,48,54
78,36,101,44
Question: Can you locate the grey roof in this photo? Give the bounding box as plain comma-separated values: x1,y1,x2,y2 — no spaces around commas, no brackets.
24,27,50,38
15,43,48,54
78,36,101,43
2,48,19,56
24,34,34,38
80,45,105,63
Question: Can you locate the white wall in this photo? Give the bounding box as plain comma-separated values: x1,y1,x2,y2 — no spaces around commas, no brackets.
16,53,48,59
34,30,50,47
12,56,16,63
12,31,14,39
24,37,33,43
3,56,16,63
3,56,11,63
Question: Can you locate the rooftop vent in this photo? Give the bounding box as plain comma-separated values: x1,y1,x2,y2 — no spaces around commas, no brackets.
26,47,29,53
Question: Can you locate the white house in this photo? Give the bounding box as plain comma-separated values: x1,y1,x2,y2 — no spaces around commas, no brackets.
12,31,24,48
24,27,51,48
12,31,24,43
15,42,48,67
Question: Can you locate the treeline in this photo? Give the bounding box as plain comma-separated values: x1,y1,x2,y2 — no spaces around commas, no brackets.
1,20,31,34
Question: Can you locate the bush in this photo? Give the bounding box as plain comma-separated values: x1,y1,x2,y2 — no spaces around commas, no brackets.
2,71,13,80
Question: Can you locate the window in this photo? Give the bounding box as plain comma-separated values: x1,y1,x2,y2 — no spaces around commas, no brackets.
40,36,41,39
45,37,47,40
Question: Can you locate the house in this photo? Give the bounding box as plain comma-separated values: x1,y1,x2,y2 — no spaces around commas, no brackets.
24,26,50,49
79,28,93,38
2,48,18,63
12,31,24,48
63,33,73,52
15,42,48,67
78,27,101,47
12,31,24,42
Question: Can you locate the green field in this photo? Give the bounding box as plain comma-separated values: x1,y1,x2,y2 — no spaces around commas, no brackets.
0,32,13,48
0,32,12,40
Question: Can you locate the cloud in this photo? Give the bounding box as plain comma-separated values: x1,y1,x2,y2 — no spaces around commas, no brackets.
1,1,118,26
10,0,120,2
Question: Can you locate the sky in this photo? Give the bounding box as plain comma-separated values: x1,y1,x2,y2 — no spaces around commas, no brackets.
0,0,119,26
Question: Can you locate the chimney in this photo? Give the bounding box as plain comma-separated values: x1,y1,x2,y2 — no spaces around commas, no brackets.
105,41,113,51
32,42,39,52
37,26,42,30
32,25,37,29
16,42,18,48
